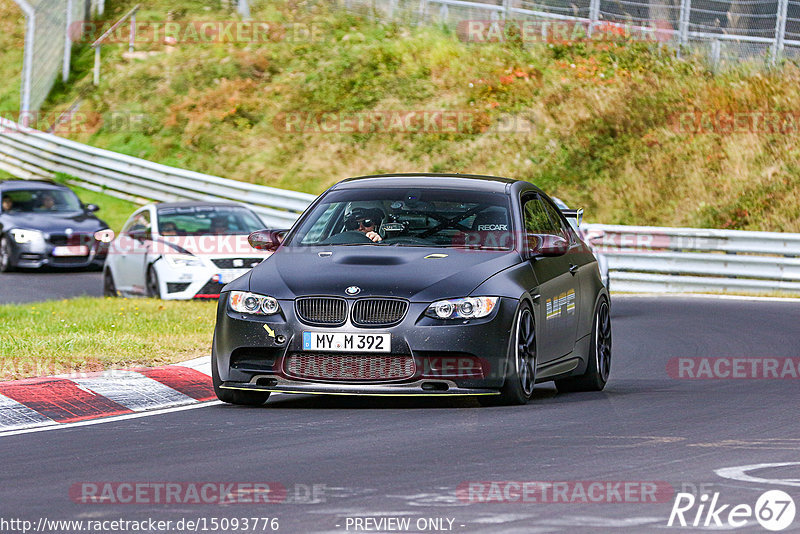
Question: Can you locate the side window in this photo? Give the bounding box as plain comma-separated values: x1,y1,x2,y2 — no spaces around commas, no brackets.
540,198,573,242
301,203,339,244
523,197,560,236
122,211,151,236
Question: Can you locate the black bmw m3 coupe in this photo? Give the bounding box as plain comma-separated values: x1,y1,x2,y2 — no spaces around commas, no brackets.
212,173,611,406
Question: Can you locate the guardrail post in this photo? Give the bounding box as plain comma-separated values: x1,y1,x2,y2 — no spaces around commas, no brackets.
772,0,789,65
417,0,428,24
502,0,511,20
588,0,600,37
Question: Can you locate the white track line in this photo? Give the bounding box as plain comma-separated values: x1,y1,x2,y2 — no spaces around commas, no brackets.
0,400,222,439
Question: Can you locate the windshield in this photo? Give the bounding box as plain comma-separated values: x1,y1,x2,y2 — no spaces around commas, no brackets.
156,206,264,236
1,188,83,213
286,188,514,250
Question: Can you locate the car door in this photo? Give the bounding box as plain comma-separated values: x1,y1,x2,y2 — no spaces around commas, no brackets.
116,209,152,294
522,194,579,361
539,195,583,351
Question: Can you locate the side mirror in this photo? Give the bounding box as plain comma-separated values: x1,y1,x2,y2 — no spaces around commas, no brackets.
129,230,150,243
526,233,568,258
85,204,100,212
248,229,287,251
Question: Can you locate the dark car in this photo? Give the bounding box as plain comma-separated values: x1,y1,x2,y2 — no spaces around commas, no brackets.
0,180,112,272
212,174,611,406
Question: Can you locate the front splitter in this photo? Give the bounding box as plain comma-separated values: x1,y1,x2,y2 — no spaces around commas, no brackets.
220,379,499,397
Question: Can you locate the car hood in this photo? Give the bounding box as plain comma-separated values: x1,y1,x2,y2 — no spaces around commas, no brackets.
247,246,522,302
2,211,106,234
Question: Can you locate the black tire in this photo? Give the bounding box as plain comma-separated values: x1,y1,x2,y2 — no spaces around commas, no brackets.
103,269,118,297
479,302,537,406
0,236,14,273
556,296,611,393
211,343,270,406
146,264,161,298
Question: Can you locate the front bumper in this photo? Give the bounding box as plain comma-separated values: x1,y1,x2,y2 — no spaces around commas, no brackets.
154,257,266,300
213,293,518,395
8,235,107,269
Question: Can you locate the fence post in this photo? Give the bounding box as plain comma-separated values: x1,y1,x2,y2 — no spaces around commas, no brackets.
128,11,136,52
93,45,100,86
63,0,73,83
16,1,35,114
417,0,428,24
773,0,789,65
710,38,721,70
237,0,250,19
502,0,511,20
439,2,448,21
678,0,691,46
588,0,600,37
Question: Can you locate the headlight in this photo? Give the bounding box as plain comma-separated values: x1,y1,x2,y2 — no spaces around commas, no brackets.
163,254,204,268
94,229,115,243
425,297,499,320
229,291,281,315
10,229,43,244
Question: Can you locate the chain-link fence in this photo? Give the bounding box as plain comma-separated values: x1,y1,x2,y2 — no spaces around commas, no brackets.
12,0,89,114
347,0,800,67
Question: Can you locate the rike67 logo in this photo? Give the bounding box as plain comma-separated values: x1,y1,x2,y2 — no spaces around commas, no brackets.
667,490,796,531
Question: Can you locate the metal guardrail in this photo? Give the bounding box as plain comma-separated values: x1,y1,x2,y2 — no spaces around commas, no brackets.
583,224,800,295
1,117,797,295
0,117,315,228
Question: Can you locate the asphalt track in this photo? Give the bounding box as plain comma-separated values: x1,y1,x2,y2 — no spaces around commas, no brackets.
0,271,102,304
2,296,800,533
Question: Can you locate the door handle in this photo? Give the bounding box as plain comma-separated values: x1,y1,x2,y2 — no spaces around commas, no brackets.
569,263,579,275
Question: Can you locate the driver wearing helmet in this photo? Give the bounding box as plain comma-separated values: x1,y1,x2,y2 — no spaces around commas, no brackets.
344,207,383,243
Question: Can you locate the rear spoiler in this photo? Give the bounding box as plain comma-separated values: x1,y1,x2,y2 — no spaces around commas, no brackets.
560,208,584,227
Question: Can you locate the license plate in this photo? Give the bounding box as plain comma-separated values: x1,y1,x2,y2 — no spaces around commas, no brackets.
217,271,242,284
302,332,391,353
52,245,89,257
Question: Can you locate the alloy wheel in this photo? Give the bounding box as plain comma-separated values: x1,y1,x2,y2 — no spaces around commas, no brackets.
516,308,536,397
595,300,612,382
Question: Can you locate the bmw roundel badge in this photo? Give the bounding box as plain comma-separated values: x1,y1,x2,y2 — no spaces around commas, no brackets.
345,286,361,296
